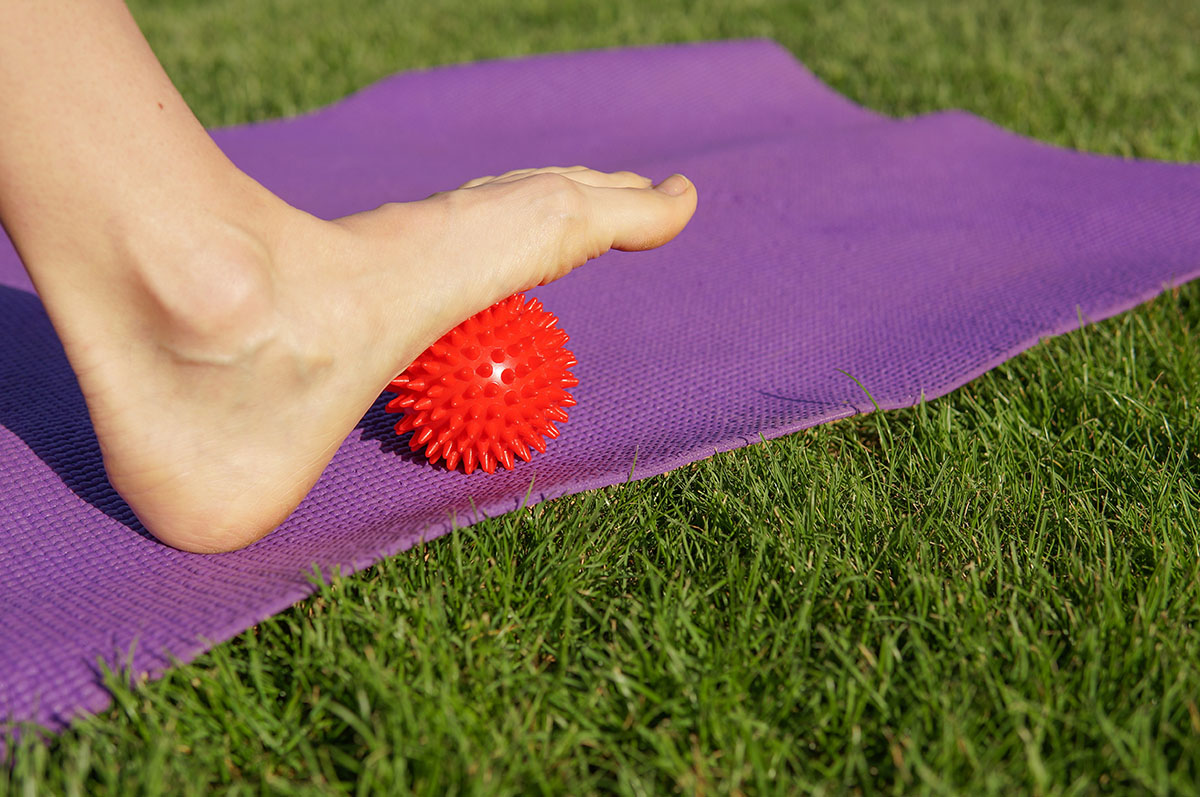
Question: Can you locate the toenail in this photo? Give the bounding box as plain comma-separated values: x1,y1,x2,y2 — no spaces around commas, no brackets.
655,174,690,196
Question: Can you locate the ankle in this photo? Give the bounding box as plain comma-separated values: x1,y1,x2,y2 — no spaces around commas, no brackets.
17,169,294,366
122,216,280,361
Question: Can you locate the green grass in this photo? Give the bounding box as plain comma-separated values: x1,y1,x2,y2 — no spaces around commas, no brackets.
6,0,1200,793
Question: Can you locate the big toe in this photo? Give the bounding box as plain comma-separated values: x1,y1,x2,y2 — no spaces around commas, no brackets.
491,169,698,283
593,173,698,252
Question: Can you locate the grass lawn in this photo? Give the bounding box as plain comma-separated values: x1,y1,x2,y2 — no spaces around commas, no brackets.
6,0,1200,793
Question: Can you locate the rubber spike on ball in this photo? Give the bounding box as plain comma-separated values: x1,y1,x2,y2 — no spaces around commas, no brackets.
385,293,577,474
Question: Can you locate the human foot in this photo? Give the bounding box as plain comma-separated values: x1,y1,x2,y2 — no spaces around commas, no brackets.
0,3,696,551
35,166,696,552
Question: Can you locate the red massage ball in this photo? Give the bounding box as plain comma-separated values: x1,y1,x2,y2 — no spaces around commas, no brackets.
384,293,578,474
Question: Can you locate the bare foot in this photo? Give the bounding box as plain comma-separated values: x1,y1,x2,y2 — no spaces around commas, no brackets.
39,167,696,552
0,2,696,551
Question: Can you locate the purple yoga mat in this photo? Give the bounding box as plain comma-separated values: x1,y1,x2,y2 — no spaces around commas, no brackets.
2,39,1199,739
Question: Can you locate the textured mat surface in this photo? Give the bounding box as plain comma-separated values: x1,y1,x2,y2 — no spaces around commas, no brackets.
2,40,1199,738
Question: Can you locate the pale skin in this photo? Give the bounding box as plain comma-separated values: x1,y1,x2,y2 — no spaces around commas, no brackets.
0,1,697,553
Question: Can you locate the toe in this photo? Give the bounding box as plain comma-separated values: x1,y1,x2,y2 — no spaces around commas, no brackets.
458,174,497,189
493,166,652,189
581,173,698,252
493,170,697,276
485,170,698,286
559,169,654,189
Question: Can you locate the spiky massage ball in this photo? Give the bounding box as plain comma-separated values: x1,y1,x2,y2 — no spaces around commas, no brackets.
385,293,578,474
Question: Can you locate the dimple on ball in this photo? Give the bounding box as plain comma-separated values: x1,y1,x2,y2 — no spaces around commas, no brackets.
385,293,578,474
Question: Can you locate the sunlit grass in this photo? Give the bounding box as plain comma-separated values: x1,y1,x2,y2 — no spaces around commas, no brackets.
5,0,1200,793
